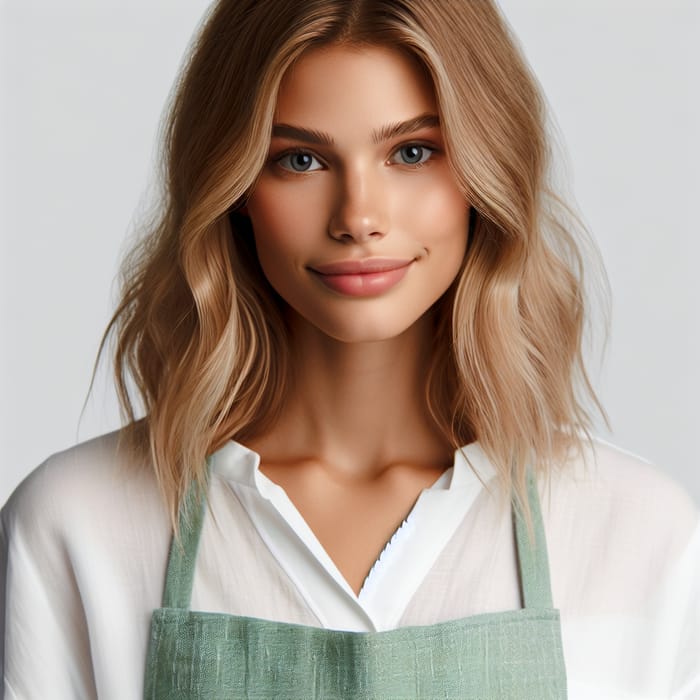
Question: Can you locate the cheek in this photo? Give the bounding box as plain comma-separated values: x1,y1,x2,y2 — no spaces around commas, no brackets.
247,183,293,249
243,199,288,299
246,184,306,284
245,179,333,309
404,173,470,258
246,176,331,258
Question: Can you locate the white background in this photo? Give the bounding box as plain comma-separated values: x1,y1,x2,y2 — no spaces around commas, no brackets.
1,1,698,504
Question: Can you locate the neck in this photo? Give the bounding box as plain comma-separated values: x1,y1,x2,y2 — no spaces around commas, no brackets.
250,311,453,478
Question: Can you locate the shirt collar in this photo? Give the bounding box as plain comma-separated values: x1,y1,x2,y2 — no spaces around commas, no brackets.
209,439,497,494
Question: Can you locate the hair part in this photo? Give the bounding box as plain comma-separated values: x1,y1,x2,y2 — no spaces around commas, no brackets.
99,0,609,532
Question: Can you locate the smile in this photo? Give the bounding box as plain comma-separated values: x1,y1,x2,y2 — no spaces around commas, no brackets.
309,258,414,297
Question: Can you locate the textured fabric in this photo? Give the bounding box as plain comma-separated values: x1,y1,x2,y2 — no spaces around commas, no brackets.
2,433,699,699
144,610,565,699
143,471,567,698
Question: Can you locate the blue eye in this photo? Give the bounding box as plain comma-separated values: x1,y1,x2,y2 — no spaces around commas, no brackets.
391,144,434,166
277,151,323,172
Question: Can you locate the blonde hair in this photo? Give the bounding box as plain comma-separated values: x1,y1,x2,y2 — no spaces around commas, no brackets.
102,0,607,528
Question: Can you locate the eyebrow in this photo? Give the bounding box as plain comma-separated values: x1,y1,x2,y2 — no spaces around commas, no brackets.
372,114,440,144
271,124,333,146
271,113,440,146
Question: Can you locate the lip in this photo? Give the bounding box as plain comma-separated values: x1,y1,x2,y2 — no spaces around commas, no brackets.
310,258,414,275
309,258,414,297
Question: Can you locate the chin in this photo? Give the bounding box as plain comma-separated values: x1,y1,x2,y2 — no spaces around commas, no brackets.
326,327,410,344
300,310,428,345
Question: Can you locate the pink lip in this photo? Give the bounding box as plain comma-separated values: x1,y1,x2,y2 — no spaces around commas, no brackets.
309,258,414,297
311,258,414,275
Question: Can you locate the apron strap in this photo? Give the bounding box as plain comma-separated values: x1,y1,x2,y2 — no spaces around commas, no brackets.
161,459,555,611
161,461,209,609
513,470,555,610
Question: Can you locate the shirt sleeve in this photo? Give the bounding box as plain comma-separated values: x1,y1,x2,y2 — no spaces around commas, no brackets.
0,461,98,700
669,522,700,699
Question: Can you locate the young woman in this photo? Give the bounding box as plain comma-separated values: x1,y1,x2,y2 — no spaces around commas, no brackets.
2,1,698,698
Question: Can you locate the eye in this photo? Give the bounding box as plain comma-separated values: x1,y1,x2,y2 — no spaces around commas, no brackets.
276,151,323,173
390,144,435,166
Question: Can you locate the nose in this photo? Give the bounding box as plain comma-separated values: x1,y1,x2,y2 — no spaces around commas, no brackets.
327,166,389,244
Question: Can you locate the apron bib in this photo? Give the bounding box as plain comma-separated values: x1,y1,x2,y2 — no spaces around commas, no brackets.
144,468,567,699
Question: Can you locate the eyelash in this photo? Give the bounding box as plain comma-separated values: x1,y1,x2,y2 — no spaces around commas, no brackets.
274,150,324,173
388,144,435,168
271,142,438,174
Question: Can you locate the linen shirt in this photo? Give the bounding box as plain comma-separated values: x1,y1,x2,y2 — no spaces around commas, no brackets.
1,431,698,699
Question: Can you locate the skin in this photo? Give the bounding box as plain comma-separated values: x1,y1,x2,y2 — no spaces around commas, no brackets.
245,44,470,595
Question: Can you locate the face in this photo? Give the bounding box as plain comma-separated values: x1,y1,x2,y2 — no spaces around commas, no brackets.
246,43,469,343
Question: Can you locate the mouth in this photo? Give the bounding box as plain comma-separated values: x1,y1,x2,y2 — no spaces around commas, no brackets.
310,258,414,275
308,258,414,297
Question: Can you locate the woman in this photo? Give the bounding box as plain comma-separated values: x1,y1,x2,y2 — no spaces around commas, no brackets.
2,1,698,698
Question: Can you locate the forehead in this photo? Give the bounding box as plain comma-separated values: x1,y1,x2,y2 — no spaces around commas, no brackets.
274,44,437,129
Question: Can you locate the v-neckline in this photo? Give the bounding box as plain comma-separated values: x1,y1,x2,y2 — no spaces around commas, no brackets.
210,440,497,630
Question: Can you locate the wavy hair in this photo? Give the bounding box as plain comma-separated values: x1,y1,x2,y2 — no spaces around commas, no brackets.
102,0,608,528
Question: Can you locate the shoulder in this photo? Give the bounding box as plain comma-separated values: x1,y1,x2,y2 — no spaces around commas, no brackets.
546,438,699,594
0,432,169,697
1,429,167,547
556,437,697,523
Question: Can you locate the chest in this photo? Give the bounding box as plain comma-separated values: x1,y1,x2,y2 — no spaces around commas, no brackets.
146,466,568,698
259,461,448,595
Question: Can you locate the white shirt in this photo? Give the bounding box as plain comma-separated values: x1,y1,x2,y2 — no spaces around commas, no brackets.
1,431,698,699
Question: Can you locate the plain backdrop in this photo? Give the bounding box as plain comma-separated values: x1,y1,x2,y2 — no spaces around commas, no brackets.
1,1,698,505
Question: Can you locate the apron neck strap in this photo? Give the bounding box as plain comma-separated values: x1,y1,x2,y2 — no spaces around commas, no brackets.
513,470,555,610
161,460,555,612
161,461,209,609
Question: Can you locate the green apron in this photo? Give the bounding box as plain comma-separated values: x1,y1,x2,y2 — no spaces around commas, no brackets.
144,470,568,699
